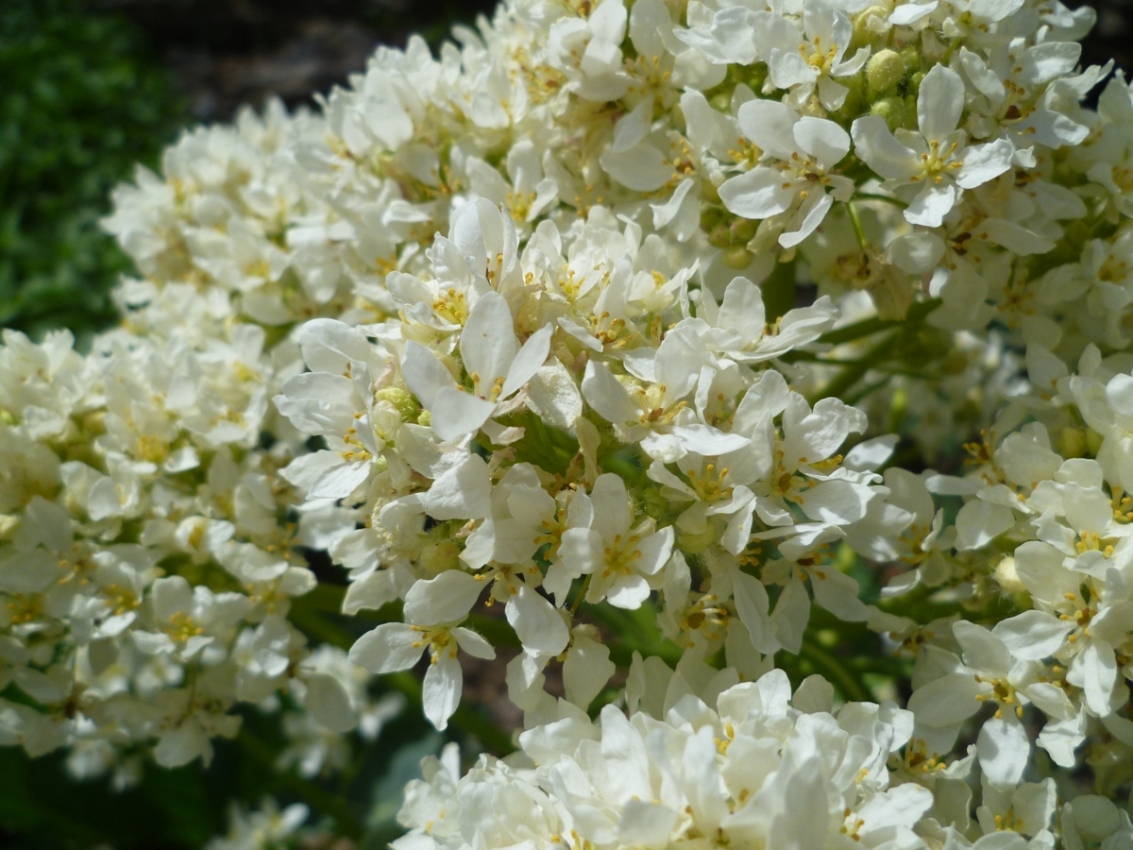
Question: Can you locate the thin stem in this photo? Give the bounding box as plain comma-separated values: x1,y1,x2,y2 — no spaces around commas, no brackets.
845,201,868,252
799,297,940,349
238,728,364,838
798,638,871,703
807,331,899,405
852,192,906,208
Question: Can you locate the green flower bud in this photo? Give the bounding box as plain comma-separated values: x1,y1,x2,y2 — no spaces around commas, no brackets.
708,223,734,248
1085,427,1104,456
729,216,758,243
420,539,462,575
1056,426,1087,459
870,96,906,131
723,246,754,269
376,386,420,422
678,525,716,555
899,46,923,76
867,50,906,97
417,409,432,427
852,6,888,44
700,205,725,231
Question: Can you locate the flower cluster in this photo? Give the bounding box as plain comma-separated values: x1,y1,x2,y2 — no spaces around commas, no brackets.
5,0,1133,842
0,254,395,778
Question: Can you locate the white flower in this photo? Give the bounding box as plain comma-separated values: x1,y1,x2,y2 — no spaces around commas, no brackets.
719,101,854,248
349,621,494,730
559,473,675,609
402,291,552,441
852,65,1015,227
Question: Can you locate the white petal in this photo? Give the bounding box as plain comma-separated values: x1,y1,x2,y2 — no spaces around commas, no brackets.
402,341,456,410
423,650,462,730
606,574,652,608
305,673,357,733
887,232,946,274
452,626,496,659
955,138,1014,189
719,168,796,220
563,632,615,708
403,570,485,625
506,584,569,656
635,526,675,576
992,611,1072,660
918,65,965,140
851,116,919,180
793,117,850,169
737,100,799,160
591,473,632,541
349,623,425,674
461,291,518,387
430,387,497,441
977,713,1030,788
779,191,833,248
582,361,639,425
502,324,553,399
908,672,984,726
422,454,492,520
905,181,960,229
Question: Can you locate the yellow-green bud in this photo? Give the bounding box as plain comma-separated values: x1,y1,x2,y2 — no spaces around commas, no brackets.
899,46,923,75
1085,427,1104,456
417,409,432,427
376,386,419,422
723,246,754,269
708,223,734,248
730,216,759,242
678,526,716,555
871,96,906,131
867,50,906,97
852,5,888,44
700,205,725,231
1056,426,1087,459
993,555,1027,596
420,540,462,575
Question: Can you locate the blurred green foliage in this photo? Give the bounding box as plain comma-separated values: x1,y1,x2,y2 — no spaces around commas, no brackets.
0,0,185,341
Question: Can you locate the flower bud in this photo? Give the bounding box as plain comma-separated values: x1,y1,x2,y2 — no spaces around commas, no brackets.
722,246,754,269
376,386,420,422
993,555,1027,596
1056,426,1087,459
899,46,923,75
420,539,461,575
867,50,905,97
1085,427,1104,456
708,224,734,248
852,5,889,42
870,96,906,131
729,216,758,243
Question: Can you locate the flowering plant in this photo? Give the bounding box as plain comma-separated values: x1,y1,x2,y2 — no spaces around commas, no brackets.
6,0,1133,846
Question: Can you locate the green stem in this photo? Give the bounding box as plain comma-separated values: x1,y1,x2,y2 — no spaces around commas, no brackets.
845,202,868,252
851,192,906,208
762,257,797,322
238,728,364,838
807,331,899,405
798,297,940,349
798,638,870,703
